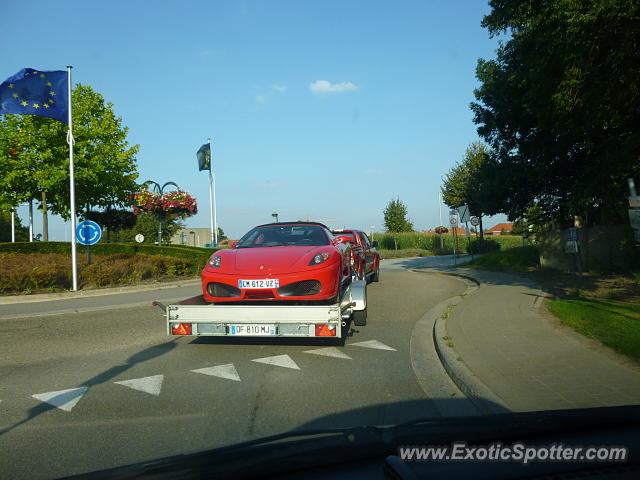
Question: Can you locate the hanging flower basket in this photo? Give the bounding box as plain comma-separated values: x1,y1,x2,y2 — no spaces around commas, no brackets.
130,189,198,219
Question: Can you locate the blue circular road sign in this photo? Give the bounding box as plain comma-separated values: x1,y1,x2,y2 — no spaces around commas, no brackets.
76,220,102,246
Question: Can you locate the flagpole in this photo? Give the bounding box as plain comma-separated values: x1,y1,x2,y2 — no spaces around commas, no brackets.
11,208,15,243
207,138,215,247
28,200,33,242
67,66,78,291
213,169,218,246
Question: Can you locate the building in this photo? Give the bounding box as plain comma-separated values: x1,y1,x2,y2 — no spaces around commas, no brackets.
484,222,514,235
170,228,219,247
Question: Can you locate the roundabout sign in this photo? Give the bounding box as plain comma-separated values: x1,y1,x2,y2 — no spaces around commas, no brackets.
75,220,102,246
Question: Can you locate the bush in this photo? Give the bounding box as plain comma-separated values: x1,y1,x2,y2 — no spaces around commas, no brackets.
0,251,205,294
0,242,216,270
463,246,540,271
468,239,501,254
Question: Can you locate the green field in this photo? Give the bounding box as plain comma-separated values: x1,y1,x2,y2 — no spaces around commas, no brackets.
371,232,524,253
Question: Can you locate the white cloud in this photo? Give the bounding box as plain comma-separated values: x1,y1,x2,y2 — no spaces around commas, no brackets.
309,80,358,94
272,84,287,92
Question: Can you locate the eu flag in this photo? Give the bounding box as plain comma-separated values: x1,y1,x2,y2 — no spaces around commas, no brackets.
0,68,68,124
197,143,211,171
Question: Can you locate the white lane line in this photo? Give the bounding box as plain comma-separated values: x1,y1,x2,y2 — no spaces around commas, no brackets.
191,364,241,382
350,340,397,351
114,375,164,396
304,347,352,359
252,354,300,370
32,387,88,412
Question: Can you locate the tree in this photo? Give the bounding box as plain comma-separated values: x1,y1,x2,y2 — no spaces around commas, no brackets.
383,198,414,232
111,212,183,244
85,209,137,242
441,142,497,239
217,227,227,241
0,84,139,232
471,0,640,227
0,209,29,242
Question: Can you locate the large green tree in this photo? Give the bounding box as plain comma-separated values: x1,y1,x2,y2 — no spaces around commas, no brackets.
472,0,640,227
0,83,139,231
383,198,414,232
442,142,501,238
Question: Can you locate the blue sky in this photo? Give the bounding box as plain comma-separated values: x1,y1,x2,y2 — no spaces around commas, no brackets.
2,0,506,240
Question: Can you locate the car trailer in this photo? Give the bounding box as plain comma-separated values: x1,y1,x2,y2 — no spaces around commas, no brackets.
154,278,367,339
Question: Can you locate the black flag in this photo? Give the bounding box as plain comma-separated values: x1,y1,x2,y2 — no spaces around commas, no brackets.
197,143,211,171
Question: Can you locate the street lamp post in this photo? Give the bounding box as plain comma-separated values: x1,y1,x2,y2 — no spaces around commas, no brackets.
143,180,180,245
272,213,279,223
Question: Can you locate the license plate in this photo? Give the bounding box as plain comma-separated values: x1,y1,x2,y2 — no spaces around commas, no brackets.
238,279,279,289
229,324,276,336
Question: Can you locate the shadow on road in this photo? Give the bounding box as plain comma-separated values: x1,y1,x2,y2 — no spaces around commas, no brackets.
0,340,177,437
295,397,510,432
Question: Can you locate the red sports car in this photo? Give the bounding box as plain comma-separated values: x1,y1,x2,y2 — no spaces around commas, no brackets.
201,222,354,303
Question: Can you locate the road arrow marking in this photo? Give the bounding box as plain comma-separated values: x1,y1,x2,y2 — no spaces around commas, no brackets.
252,354,300,370
191,364,241,382
350,340,397,351
114,375,163,396
304,347,352,359
32,387,88,412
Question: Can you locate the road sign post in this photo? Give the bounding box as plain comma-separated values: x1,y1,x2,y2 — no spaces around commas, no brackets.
449,210,458,265
76,220,102,266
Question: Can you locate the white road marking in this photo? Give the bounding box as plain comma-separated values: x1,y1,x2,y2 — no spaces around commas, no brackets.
191,364,241,382
32,387,88,412
304,347,352,359
350,340,397,351
252,354,300,370
114,375,164,396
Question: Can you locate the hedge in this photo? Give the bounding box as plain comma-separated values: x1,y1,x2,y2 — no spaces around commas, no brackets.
0,242,217,266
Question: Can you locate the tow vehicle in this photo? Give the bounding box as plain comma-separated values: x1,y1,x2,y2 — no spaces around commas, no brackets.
154,222,368,338
331,229,380,283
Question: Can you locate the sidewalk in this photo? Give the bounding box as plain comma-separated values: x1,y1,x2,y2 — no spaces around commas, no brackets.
423,267,640,412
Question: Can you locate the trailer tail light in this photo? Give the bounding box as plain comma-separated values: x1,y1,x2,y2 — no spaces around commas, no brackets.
315,324,336,337
171,323,192,335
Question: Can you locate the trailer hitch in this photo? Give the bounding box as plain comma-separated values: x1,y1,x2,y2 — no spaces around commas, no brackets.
152,301,167,315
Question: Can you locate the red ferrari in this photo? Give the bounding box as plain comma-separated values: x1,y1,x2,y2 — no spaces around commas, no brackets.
201,222,354,303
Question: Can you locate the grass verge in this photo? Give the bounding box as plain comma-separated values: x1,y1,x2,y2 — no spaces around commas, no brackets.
461,246,540,272
547,298,640,361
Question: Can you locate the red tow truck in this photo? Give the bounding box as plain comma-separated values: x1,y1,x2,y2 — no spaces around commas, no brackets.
331,229,380,283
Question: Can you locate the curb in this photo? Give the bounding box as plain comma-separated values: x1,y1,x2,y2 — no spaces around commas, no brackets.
413,268,510,414
0,277,201,305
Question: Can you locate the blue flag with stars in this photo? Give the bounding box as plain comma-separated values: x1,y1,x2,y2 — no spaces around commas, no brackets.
0,68,68,124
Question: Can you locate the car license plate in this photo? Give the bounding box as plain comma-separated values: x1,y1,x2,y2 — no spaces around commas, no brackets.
238,279,279,289
229,324,276,336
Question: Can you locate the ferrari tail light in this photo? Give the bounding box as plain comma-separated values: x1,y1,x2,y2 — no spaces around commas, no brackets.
171,323,192,335
315,324,336,337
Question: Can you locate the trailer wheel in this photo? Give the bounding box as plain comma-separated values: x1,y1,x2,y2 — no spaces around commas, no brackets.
353,308,367,326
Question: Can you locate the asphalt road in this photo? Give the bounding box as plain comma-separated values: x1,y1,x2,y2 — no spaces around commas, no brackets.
0,259,474,479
